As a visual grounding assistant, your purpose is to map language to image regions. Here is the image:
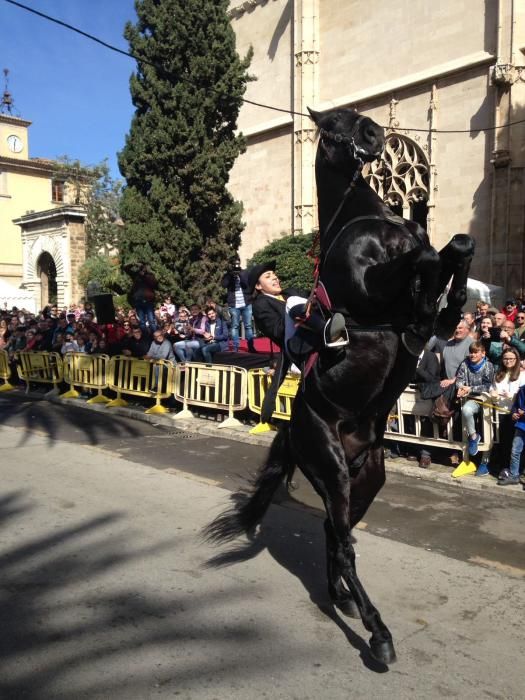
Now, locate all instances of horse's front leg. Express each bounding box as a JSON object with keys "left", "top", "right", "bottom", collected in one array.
[
  {"left": 364, "top": 246, "right": 442, "bottom": 354},
  {"left": 435, "top": 234, "right": 475, "bottom": 338}
]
